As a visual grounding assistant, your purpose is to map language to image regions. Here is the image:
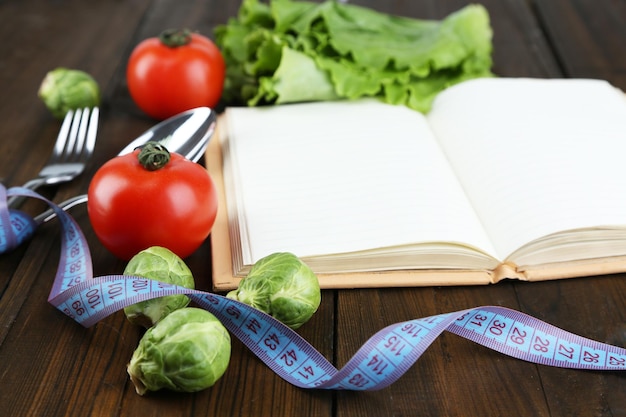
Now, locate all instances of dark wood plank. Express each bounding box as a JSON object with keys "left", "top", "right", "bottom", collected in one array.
[
  {"left": 0, "top": 2, "right": 151, "bottom": 415},
  {"left": 335, "top": 285, "right": 552, "bottom": 417},
  {"left": 331, "top": 1, "right": 557, "bottom": 416},
  {"left": 0, "top": 0, "right": 150, "bottom": 192},
  {"left": 515, "top": 2, "right": 626, "bottom": 416},
  {"left": 0, "top": 1, "right": 335, "bottom": 416},
  {"left": 332, "top": 1, "right": 624, "bottom": 416},
  {"left": 515, "top": 276, "right": 626, "bottom": 417},
  {"left": 533, "top": 0, "right": 626, "bottom": 88},
  {"left": 105, "top": 1, "right": 335, "bottom": 415},
  {"left": 114, "top": 293, "right": 335, "bottom": 417},
  {"left": 0, "top": 0, "right": 152, "bottom": 346}
]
